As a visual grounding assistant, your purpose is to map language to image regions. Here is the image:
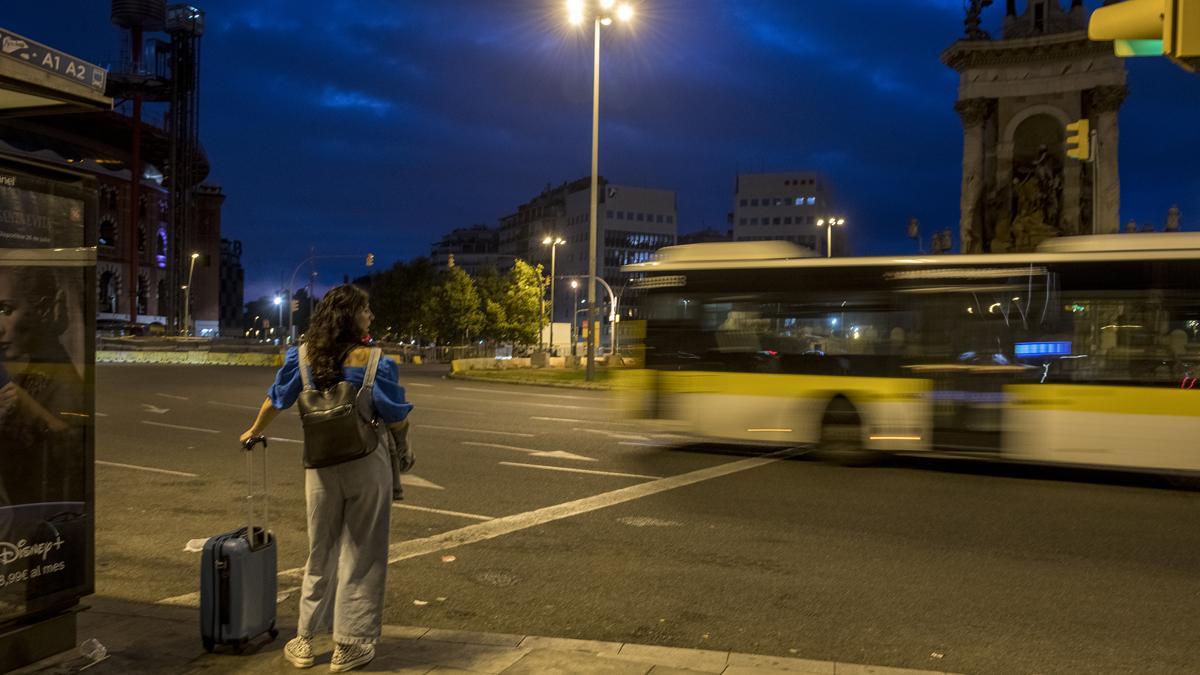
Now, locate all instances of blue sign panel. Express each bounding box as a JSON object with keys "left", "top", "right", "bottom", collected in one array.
[
  {"left": 0, "top": 28, "right": 107, "bottom": 93},
  {"left": 1015, "top": 341, "right": 1072, "bottom": 358}
]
